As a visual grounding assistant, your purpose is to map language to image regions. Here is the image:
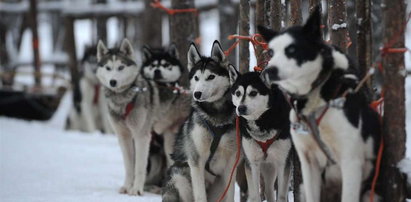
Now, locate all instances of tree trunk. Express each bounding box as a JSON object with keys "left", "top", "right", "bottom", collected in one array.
[
  {"left": 95, "top": 0, "right": 107, "bottom": 43},
  {"left": 29, "top": 0, "right": 41, "bottom": 87},
  {"left": 271, "top": 0, "right": 281, "bottom": 31},
  {"left": 327, "top": 0, "right": 347, "bottom": 52},
  {"left": 346, "top": 0, "right": 356, "bottom": 58},
  {"left": 238, "top": 0, "right": 250, "bottom": 73},
  {"left": 255, "top": 0, "right": 265, "bottom": 65},
  {"left": 219, "top": 0, "right": 238, "bottom": 65},
  {"left": 289, "top": 0, "right": 302, "bottom": 25},
  {"left": 169, "top": 0, "right": 197, "bottom": 87},
  {"left": 356, "top": 0, "right": 372, "bottom": 80},
  {"left": 380, "top": 0, "right": 407, "bottom": 201},
  {"left": 143, "top": 0, "right": 162, "bottom": 47}
]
